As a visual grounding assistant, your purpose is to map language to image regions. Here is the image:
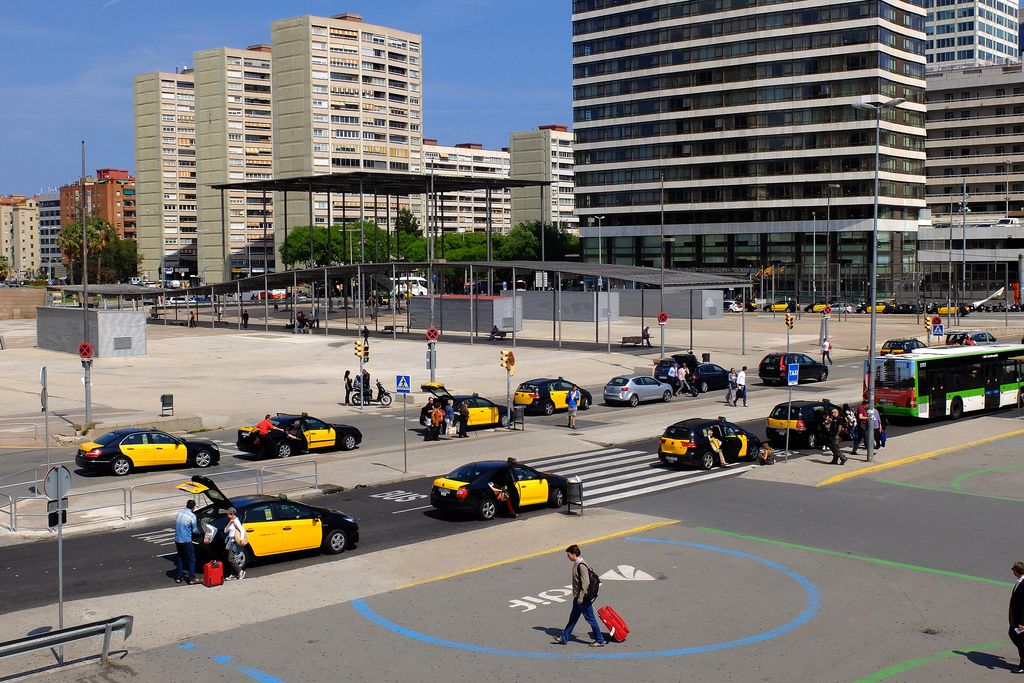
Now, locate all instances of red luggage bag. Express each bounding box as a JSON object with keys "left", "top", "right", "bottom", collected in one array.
[
  {"left": 203, "top": 560, "right": 224, "bottom": 587},
  {"left": 597, "top": 605, "right": 630, "bottom": 642}
]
